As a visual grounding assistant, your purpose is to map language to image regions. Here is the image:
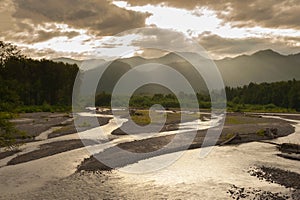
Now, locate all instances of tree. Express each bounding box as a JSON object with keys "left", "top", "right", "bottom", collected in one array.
[
  {"left": 288, "top": 81, "right": 300, "bottom": 111},
  {"left": 0, "top": 41, "right": 24, "bottom": 67},
  {"left": 0, "top": 115, "right": 25, "bottom": 149}
]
